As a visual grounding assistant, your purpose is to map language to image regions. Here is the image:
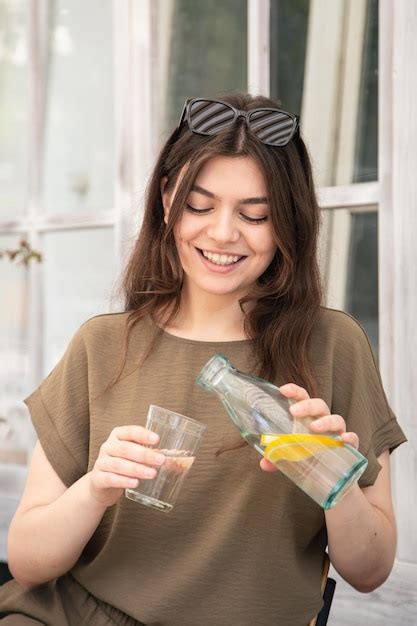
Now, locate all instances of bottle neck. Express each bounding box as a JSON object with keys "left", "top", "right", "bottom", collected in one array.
[
  {"left": 196, "top": 354, "right": 237, "bottom": 395},
  {"left": 208, "top": 367, "right": 239, "bottom": 397}
]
